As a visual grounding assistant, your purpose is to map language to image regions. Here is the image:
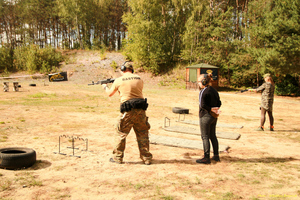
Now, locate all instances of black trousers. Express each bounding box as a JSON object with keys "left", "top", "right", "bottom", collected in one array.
[{"left": 200, "top": 113, "right": 219, "bottom": 158}]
